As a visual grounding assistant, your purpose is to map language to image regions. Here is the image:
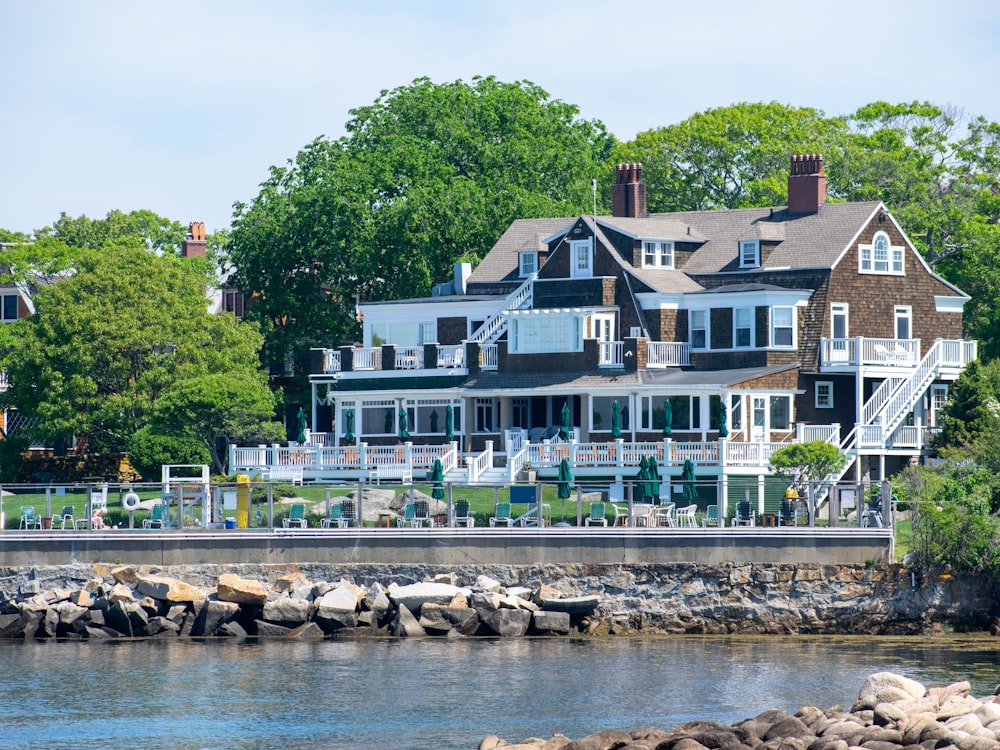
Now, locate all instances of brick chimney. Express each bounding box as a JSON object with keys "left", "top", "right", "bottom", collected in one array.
[
  {"left": 181, "top": 221, "right": 207, "bottom": 258},
  {"left": 612, "top": 163, "right": 647, "bottom": 218},
  {"left": 787, "top": 154, "right": 826, "bottom": 214}
]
